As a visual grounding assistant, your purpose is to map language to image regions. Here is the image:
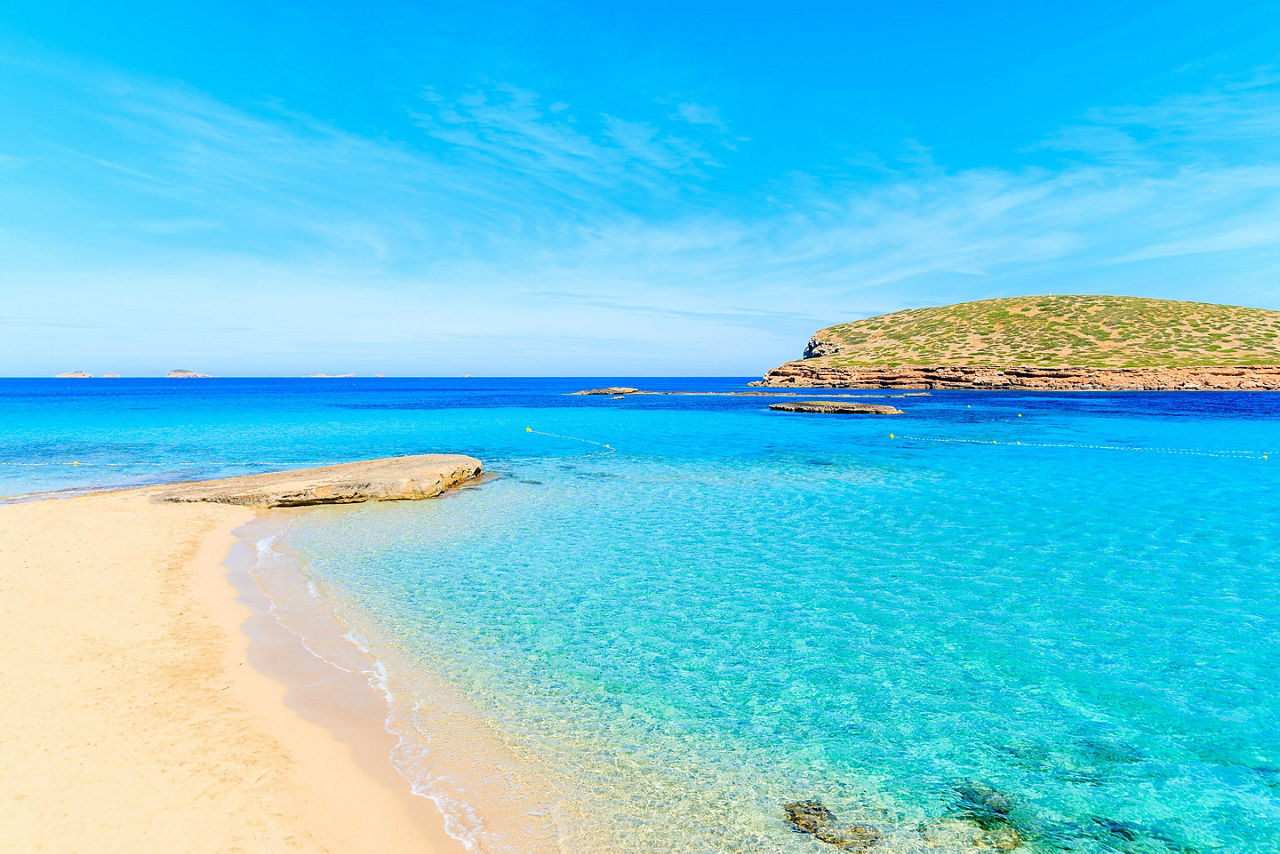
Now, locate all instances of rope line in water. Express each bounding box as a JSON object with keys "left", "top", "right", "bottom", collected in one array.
[
  {"left": 0, "top": 429, "right": 621, "bottom": 468},
  {"left": 519, "top": 426, "right": 617, "bottom": 459},
  {"left": 4, "top": 432, "right": 1265, "bottom": 466},
  {"left": 894, "top": 435, "right": 1270, "bottom": 460}
]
